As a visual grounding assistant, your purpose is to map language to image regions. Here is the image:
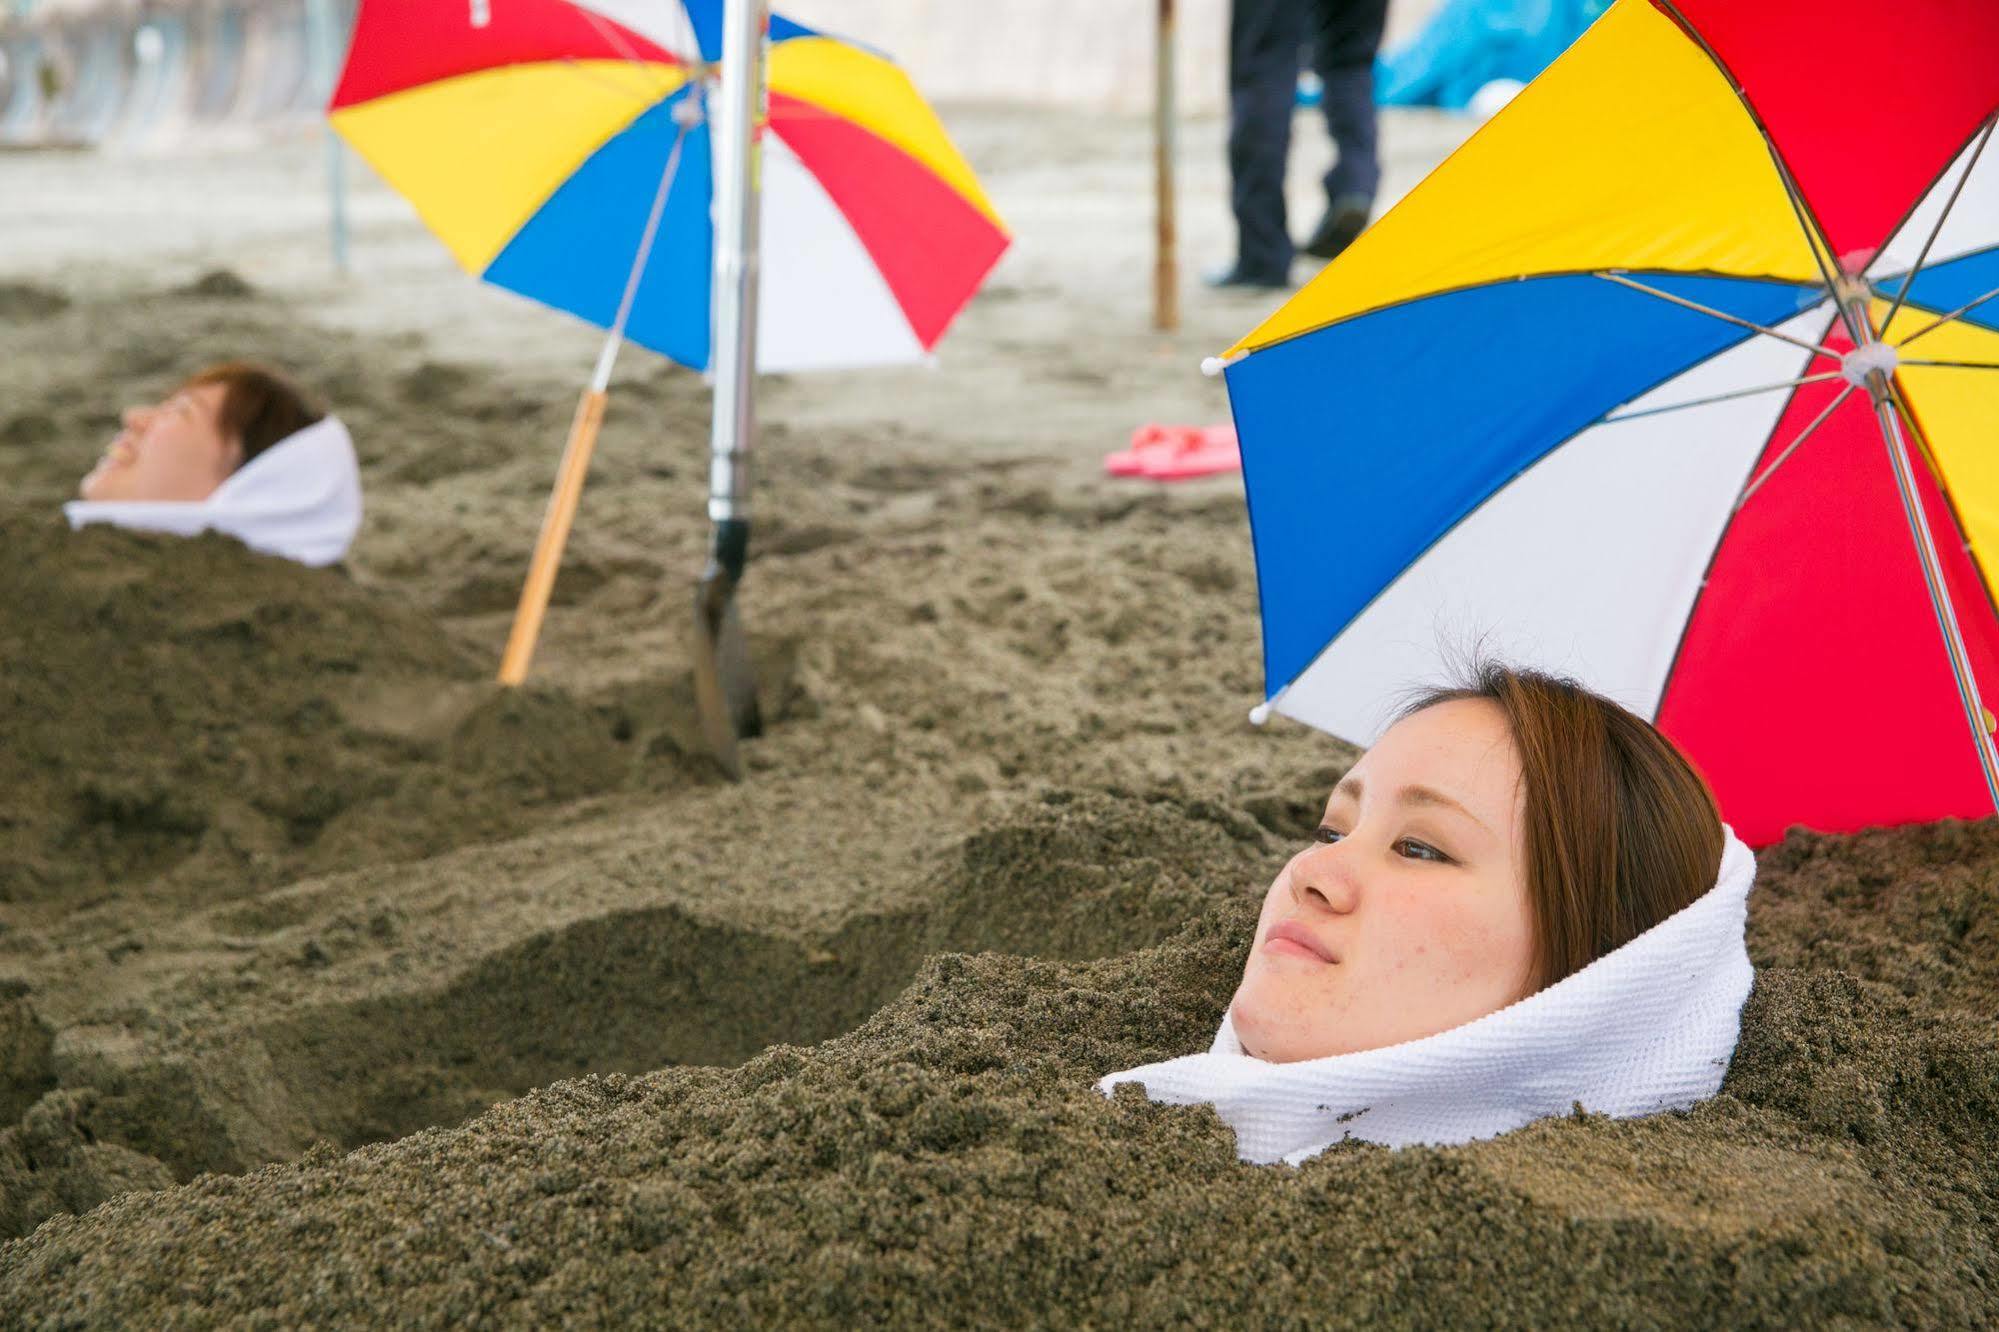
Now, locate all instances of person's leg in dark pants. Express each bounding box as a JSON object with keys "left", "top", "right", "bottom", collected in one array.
[
  {"left": 1302, "top": 0, "right": 1389, "bottom": 260},
  {"left": 1218, "top": 0, "right": 1305, "bottom": 287}
]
